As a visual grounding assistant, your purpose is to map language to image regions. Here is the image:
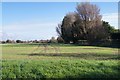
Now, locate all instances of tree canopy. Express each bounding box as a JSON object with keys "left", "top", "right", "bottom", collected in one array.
[{"left": 56, "top": 2, "right": 114, "bottom": 44}]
